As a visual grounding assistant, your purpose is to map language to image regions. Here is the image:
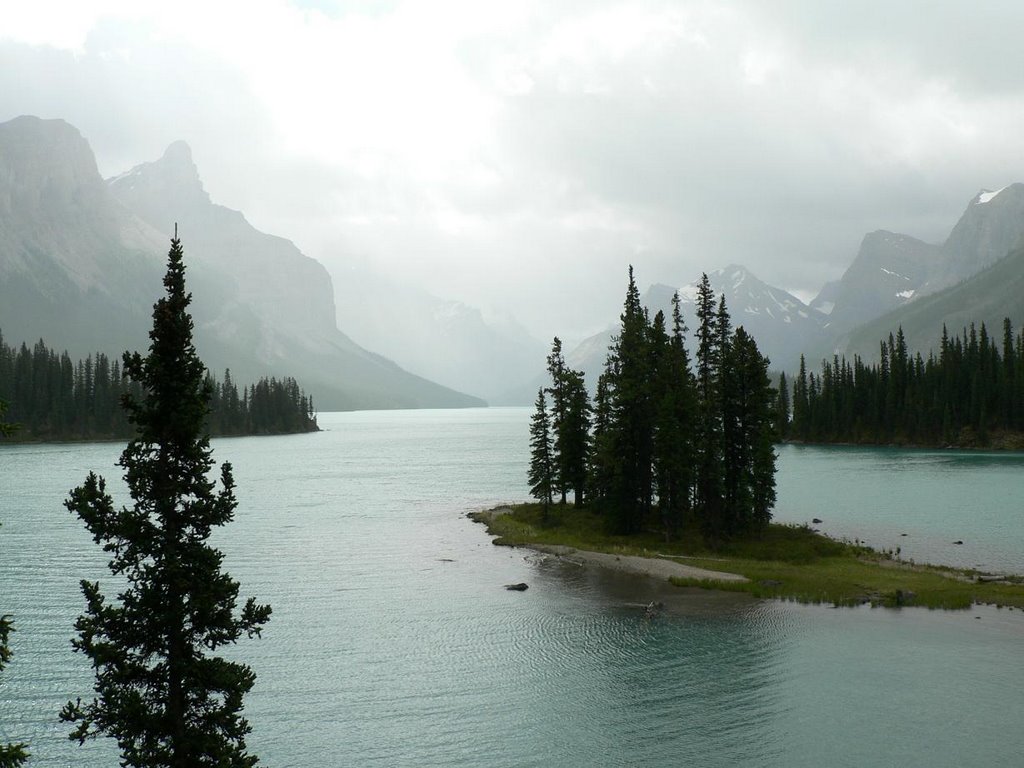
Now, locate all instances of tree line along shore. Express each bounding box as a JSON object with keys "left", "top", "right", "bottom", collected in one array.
[
  {"left": 0, "top": 331, "right": 318, "bottom": 442},
  {"left": 781, "top": 319, "right": 1024, "bottom": 449}
]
